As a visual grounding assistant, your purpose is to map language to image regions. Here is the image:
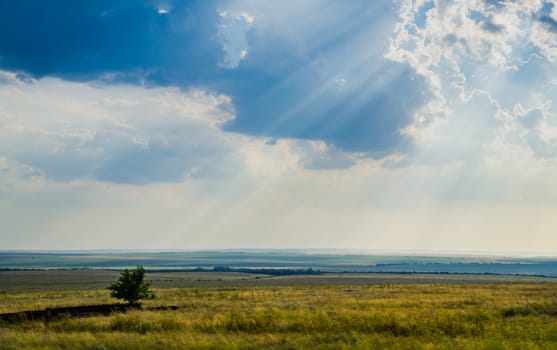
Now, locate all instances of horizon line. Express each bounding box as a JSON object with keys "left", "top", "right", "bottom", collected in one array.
[{"left": 1, "top": 248, "right": 557, "bottom": 258}]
